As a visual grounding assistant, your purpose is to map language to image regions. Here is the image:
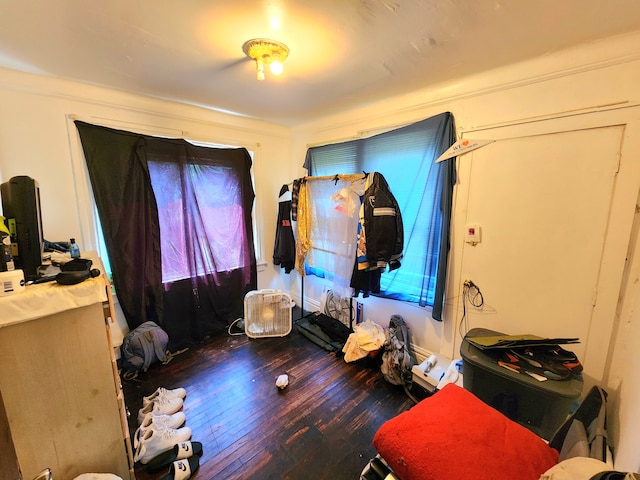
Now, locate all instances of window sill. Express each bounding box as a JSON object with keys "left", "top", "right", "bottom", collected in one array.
[{"left": 257, "top": 260, "right": 268, "bottom": 272}]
